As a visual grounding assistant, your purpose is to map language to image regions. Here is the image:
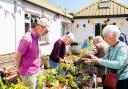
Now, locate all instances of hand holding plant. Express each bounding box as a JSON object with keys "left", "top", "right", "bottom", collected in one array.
[{"left": 82, "top": 55, "right": 100, "bottom": 63}]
